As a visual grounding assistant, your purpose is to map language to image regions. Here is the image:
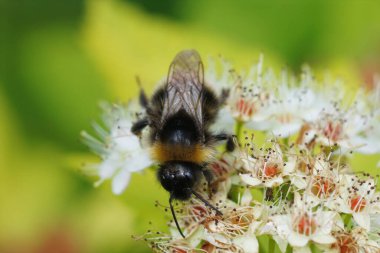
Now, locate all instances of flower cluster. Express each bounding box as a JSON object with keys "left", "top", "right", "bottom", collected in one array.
[
  {"left": 207, "top": 56, "right": 380, "bottom": 154},
  {"left": 81, "top": 102, "right": 152, "bottom": 194},
  {"left": 82, "top": 55, "right": 380, "bottom": 252},
  {"left": 137, "top": 140, "right": 380, "bottom": 253}
]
